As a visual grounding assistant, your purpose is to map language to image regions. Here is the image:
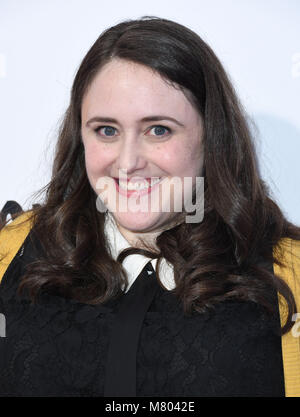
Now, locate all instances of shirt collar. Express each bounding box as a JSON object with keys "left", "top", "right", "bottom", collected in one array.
[{"left": 104, "top": 212, "right": 175, "bottom": 292}]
